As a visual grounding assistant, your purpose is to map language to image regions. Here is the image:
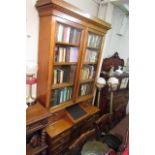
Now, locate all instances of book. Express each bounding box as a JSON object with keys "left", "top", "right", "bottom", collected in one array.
[
  {"left": 63, "top": 26, "right": 71, "bottom": 43},
  {"left": 57, "top": 24, "right": 64, "bottom": 42},
  {"left": 69, "top": 47, "right": 78, "bottom": 62}
]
